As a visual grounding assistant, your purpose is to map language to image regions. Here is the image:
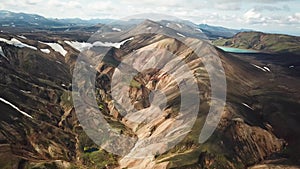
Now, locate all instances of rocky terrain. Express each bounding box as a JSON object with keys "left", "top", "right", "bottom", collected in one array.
[{"left": 0, "top": 18, "right": 299, "bottom": 169}]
